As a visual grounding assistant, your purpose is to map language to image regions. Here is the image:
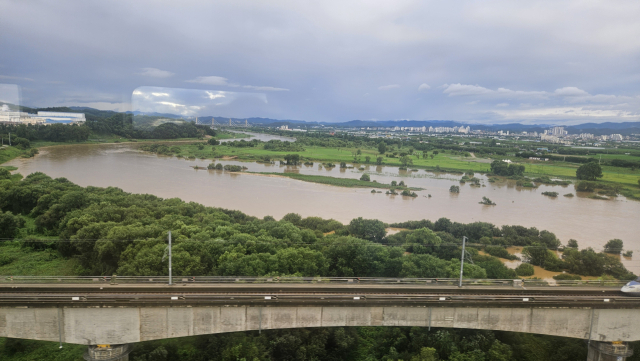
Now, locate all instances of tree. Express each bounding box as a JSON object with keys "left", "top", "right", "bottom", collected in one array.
[
  {"left": 567, "top": 239, "right": 578, "bottom": 248},
  {"left": 284, "top": 154, "right": 300, "bottom": 165},
  {"left": 449, "top": 185, "right": 460, "bottom": 193},
  {"left": 604, "top": 239, "right": 623, "bottom": 254},
  {"left": 406, "top": 228, "right": 442, "bottom": 246},
  {"left": 348, "top": 217, "right": 386, "bottom": 242},
  {"left": 576, "top": 162, "right": 603, "bottom": 181},
  {"left": 365, "top": 156, "right": 371, "bottom": 163},
  {"left": 0, "top": 211, "right": 25, "bottom": 238},
  {"left": 400, "top": 155, "right": 413, "bottom": 167},
  {"left": 360, "top": 174, "right": 370, "bottom": 181},
  {"left": 376, "top": 157, "right": 383, "bottom": 165},
  {"left": 515, "top": 263, "right": 534, "bottom": 276},
  {"left": 410, "top": 347, "right": 438, "bottom": 361},
  {"left": 0, "top": 168, "right": 11, "bottom": 180},
  {"left": 207, "top": 138, "right": 219, "bottom": 145},
  {"left": 378, "top": 142, "right": 387, "bottom": 154},
  {"left": 487, "top": 340, "right": 513, "bottom": 361},
  {"left": 522, "top": 243, "right": 548, "bottom": 267}
]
